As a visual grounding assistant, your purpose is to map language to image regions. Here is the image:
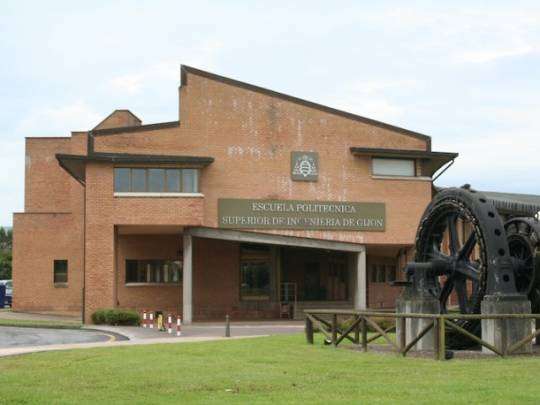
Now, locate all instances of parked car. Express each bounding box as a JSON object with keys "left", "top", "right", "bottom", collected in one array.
[{"left": 0, "top": 280, "right": 12, "bottom": 306}]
